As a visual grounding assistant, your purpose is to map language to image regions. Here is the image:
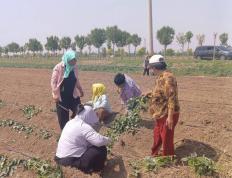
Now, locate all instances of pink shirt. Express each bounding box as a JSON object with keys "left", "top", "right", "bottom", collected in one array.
[{"left": 51, "top": 61, "right": 82, "bottom": 101}]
